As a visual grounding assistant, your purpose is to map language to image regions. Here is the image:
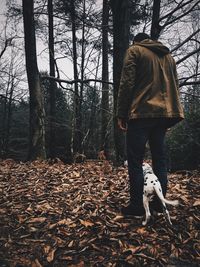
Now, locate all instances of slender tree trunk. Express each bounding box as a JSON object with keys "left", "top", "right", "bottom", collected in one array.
[
  {"left": 79, "top": 0, "right": 86, "bottom": 153},
  {"left": 151, "top": 0, "right": 161, "bottom": 40},
  {"left": 22, "top": 0, "right": 46, "bottom": 160},
  {"left": 110, "top": 0, "right": 130, "bottom": 164},
  {"left": 48, "top": 0, "right": 57, "bottom": 158},
  {"left": 101, "top": 0, "right": 110, "bottom": 158},
  {"left": 70, "top": 0, "right": 82, "bottom": 155},
  {"left": 4, "top": 78, "right": 14, "bottom": 155}
]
